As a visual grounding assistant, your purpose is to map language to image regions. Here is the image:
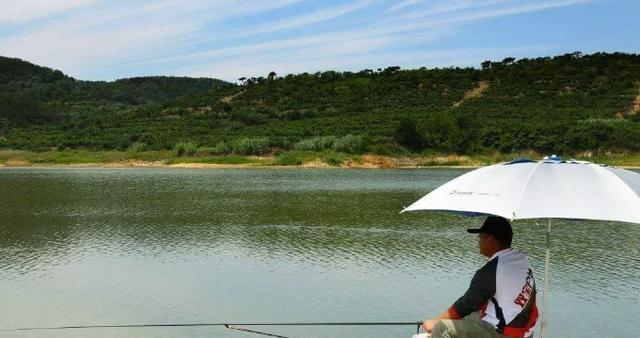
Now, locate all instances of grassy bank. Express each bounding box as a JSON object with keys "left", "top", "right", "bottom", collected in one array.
[{"left": 2, "top": 149, "right": 640, "bottom": 168}]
